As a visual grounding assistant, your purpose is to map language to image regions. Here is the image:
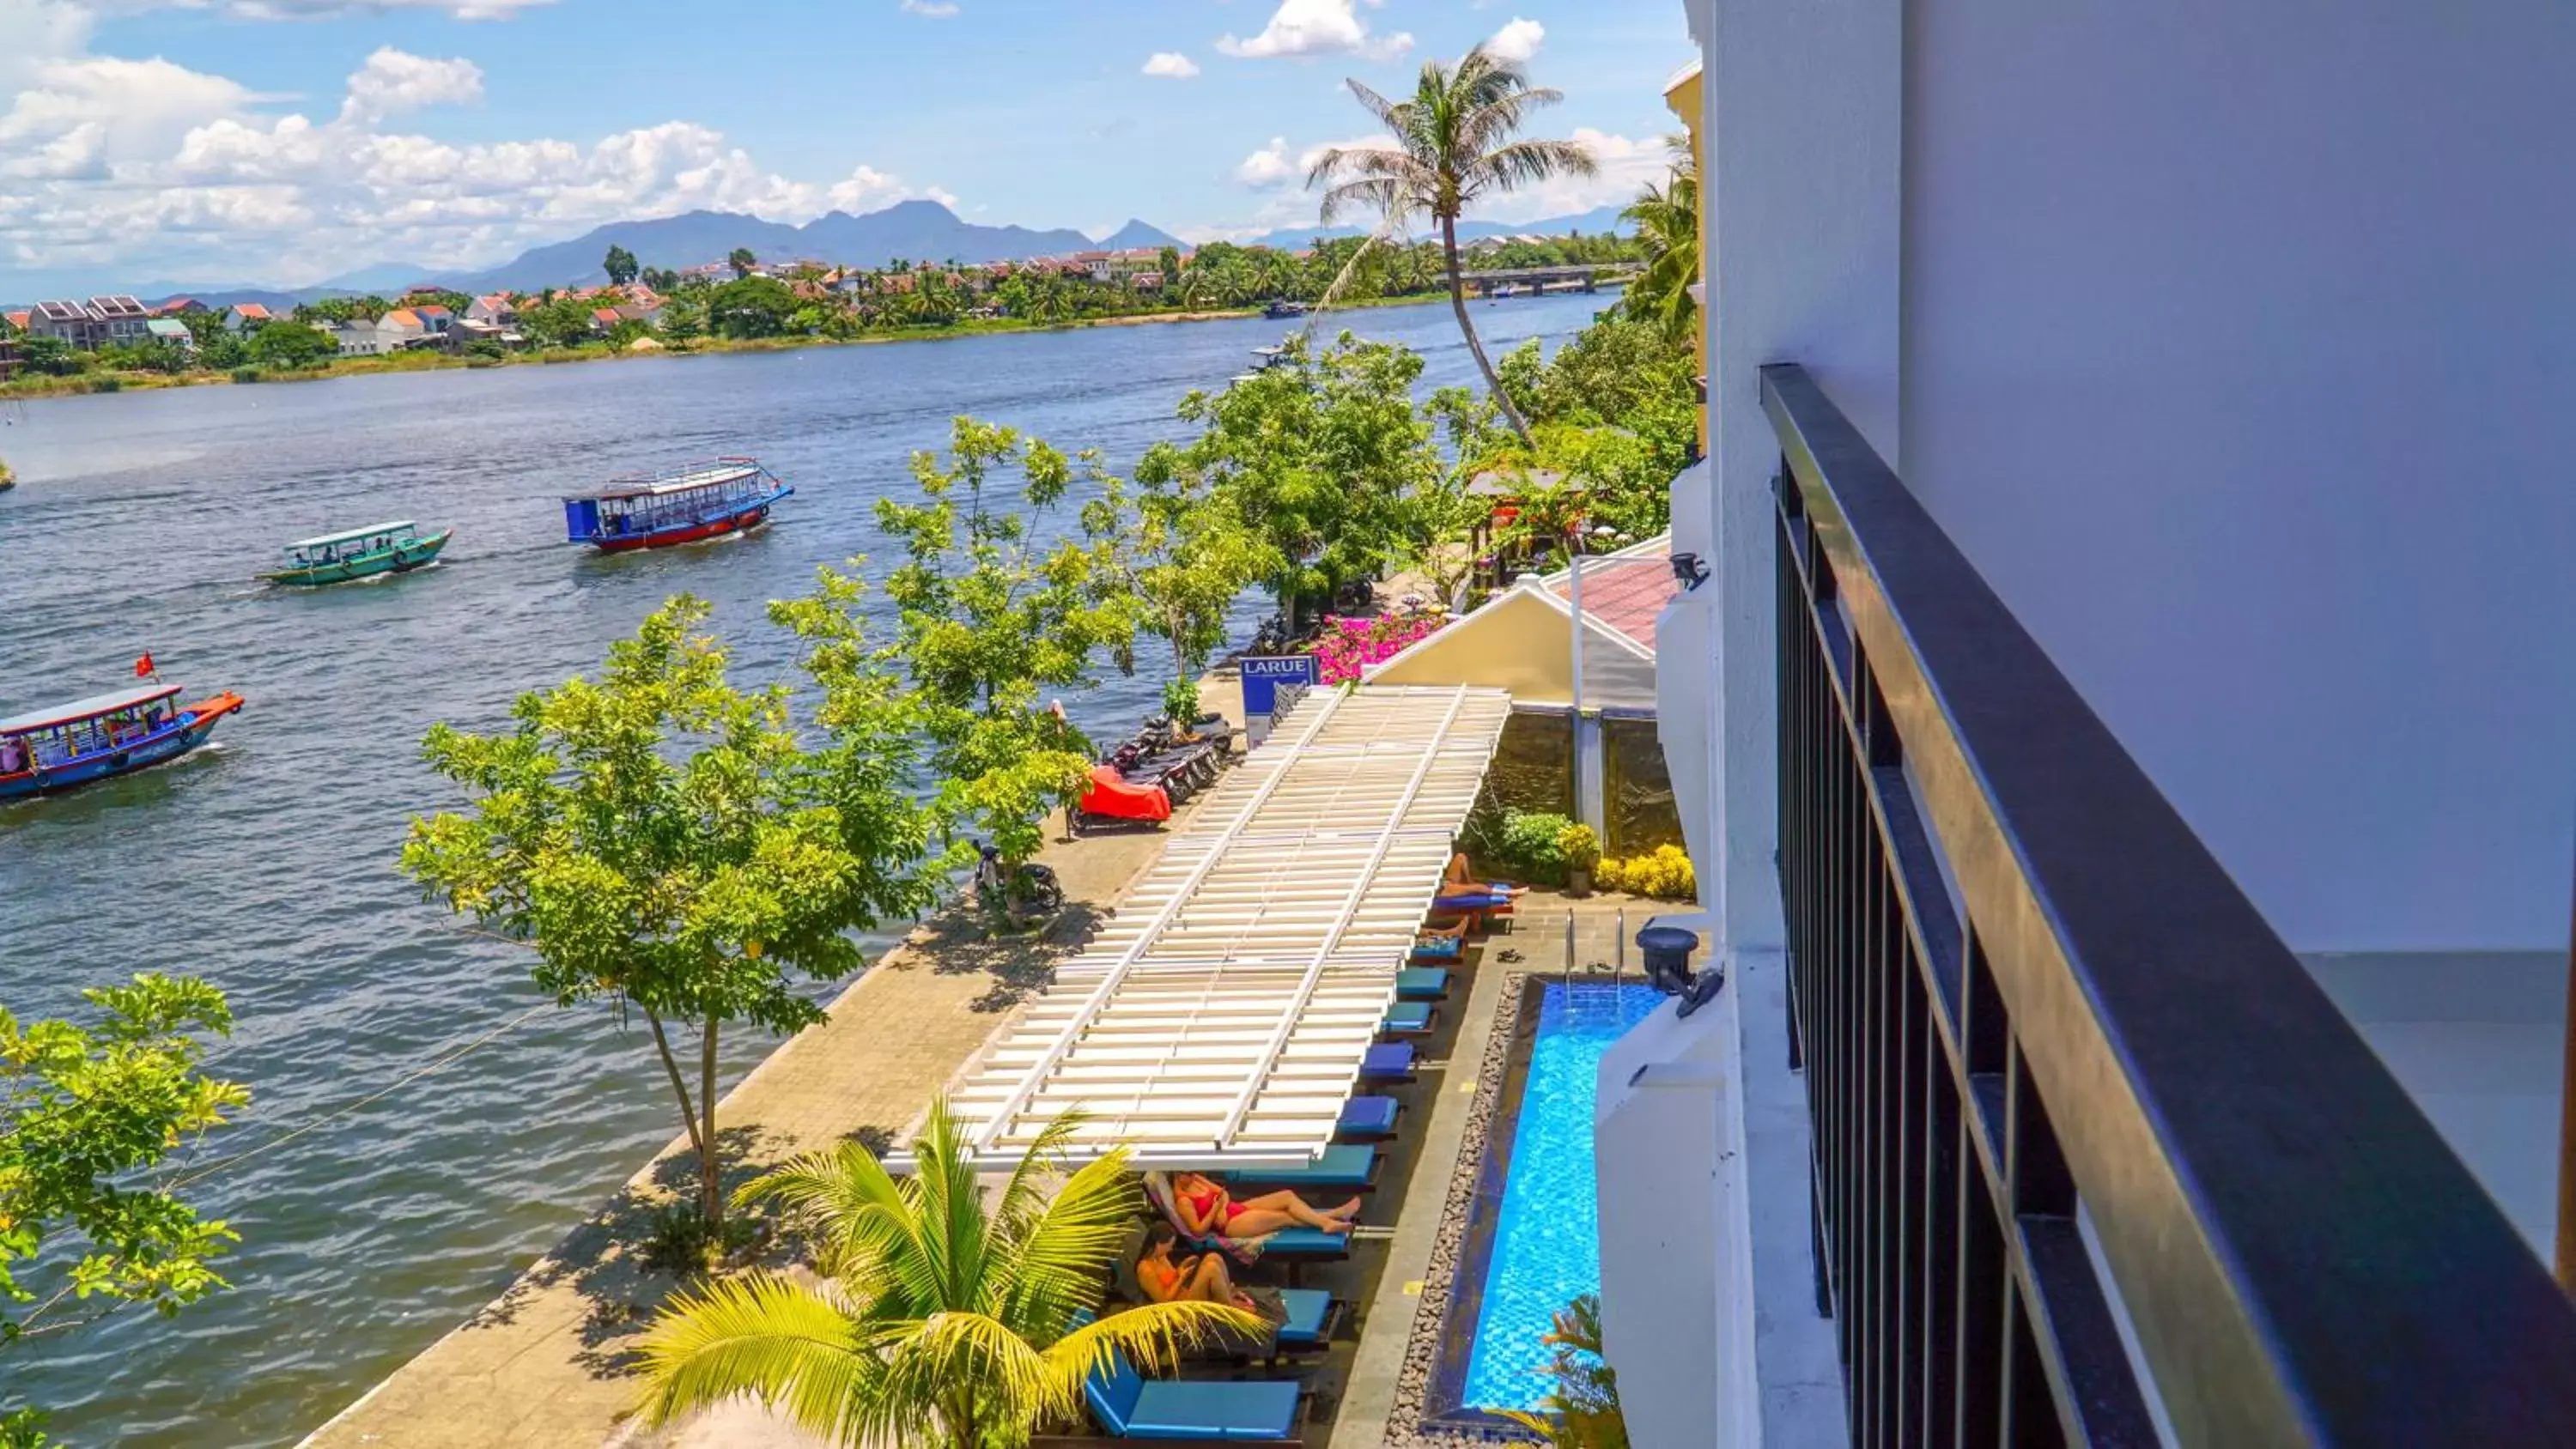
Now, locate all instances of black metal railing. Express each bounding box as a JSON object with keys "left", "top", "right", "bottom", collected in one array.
[{"left": 1764, "top": 362, "right": 2576, "bottom": 1447}]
